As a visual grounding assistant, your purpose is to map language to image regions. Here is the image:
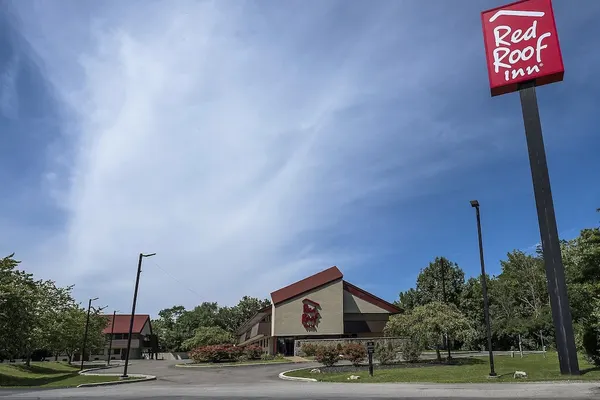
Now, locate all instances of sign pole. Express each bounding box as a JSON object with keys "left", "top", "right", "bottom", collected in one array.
[
  {"left": 518, "top": 80, "right": 579, "bottom": 375},
  {"left": 366, "top": 341, "right": 374, "bottom": 377}
]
